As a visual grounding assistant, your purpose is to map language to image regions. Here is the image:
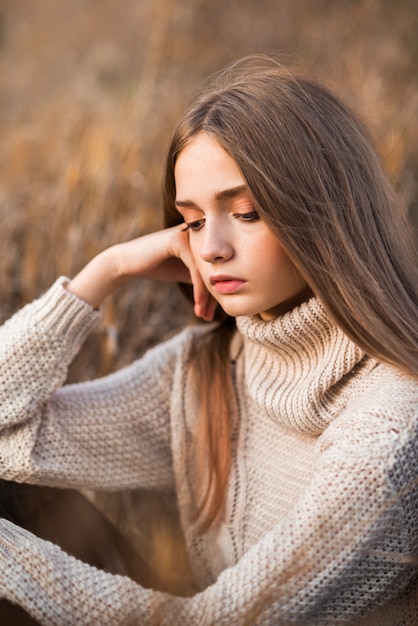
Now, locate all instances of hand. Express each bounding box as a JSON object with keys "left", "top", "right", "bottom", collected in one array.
[{"left": 66, "top": 225, "right": 218, "bottom": 321}]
